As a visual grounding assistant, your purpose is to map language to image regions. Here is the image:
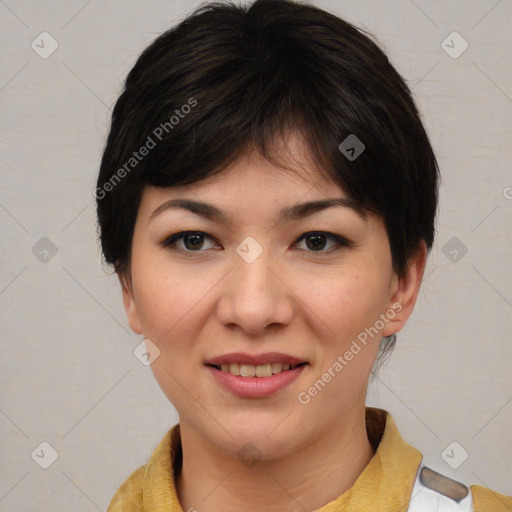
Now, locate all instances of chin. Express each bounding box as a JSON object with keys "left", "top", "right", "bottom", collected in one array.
[{"left": 230, "top": 424, "right": 305, "bottom": 461}]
